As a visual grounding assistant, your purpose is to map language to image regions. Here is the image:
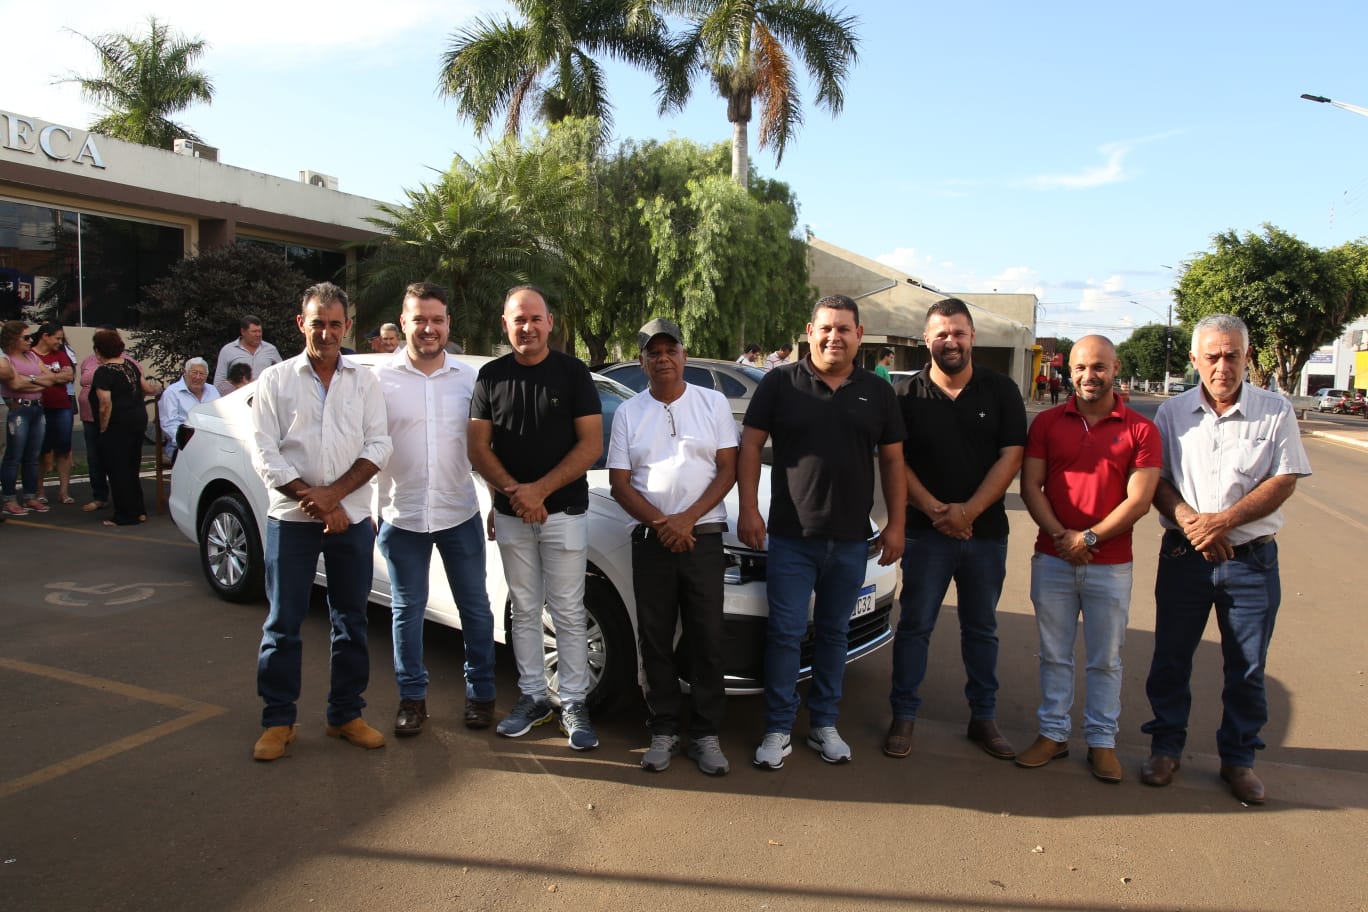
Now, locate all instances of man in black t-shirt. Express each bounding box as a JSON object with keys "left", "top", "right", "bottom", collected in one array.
[
  {"left": 468, "top": 286, "right": 603, "bottom": 751},
  {"left": 739, "top": 295, "right": 906, "bottom": 769},
  {"left": 884, "top": 297, "right": 1027, "bottom": 762}
]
